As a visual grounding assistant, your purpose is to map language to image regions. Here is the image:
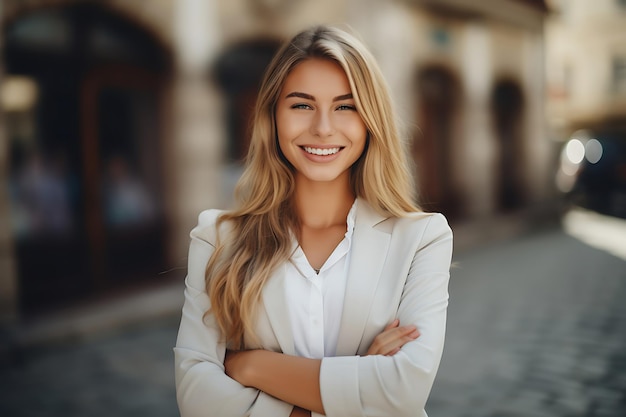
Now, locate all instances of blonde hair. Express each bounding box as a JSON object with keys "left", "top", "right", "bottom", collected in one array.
[{"left": 206, "top": 25, "right": 420, "bottom": 349}]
